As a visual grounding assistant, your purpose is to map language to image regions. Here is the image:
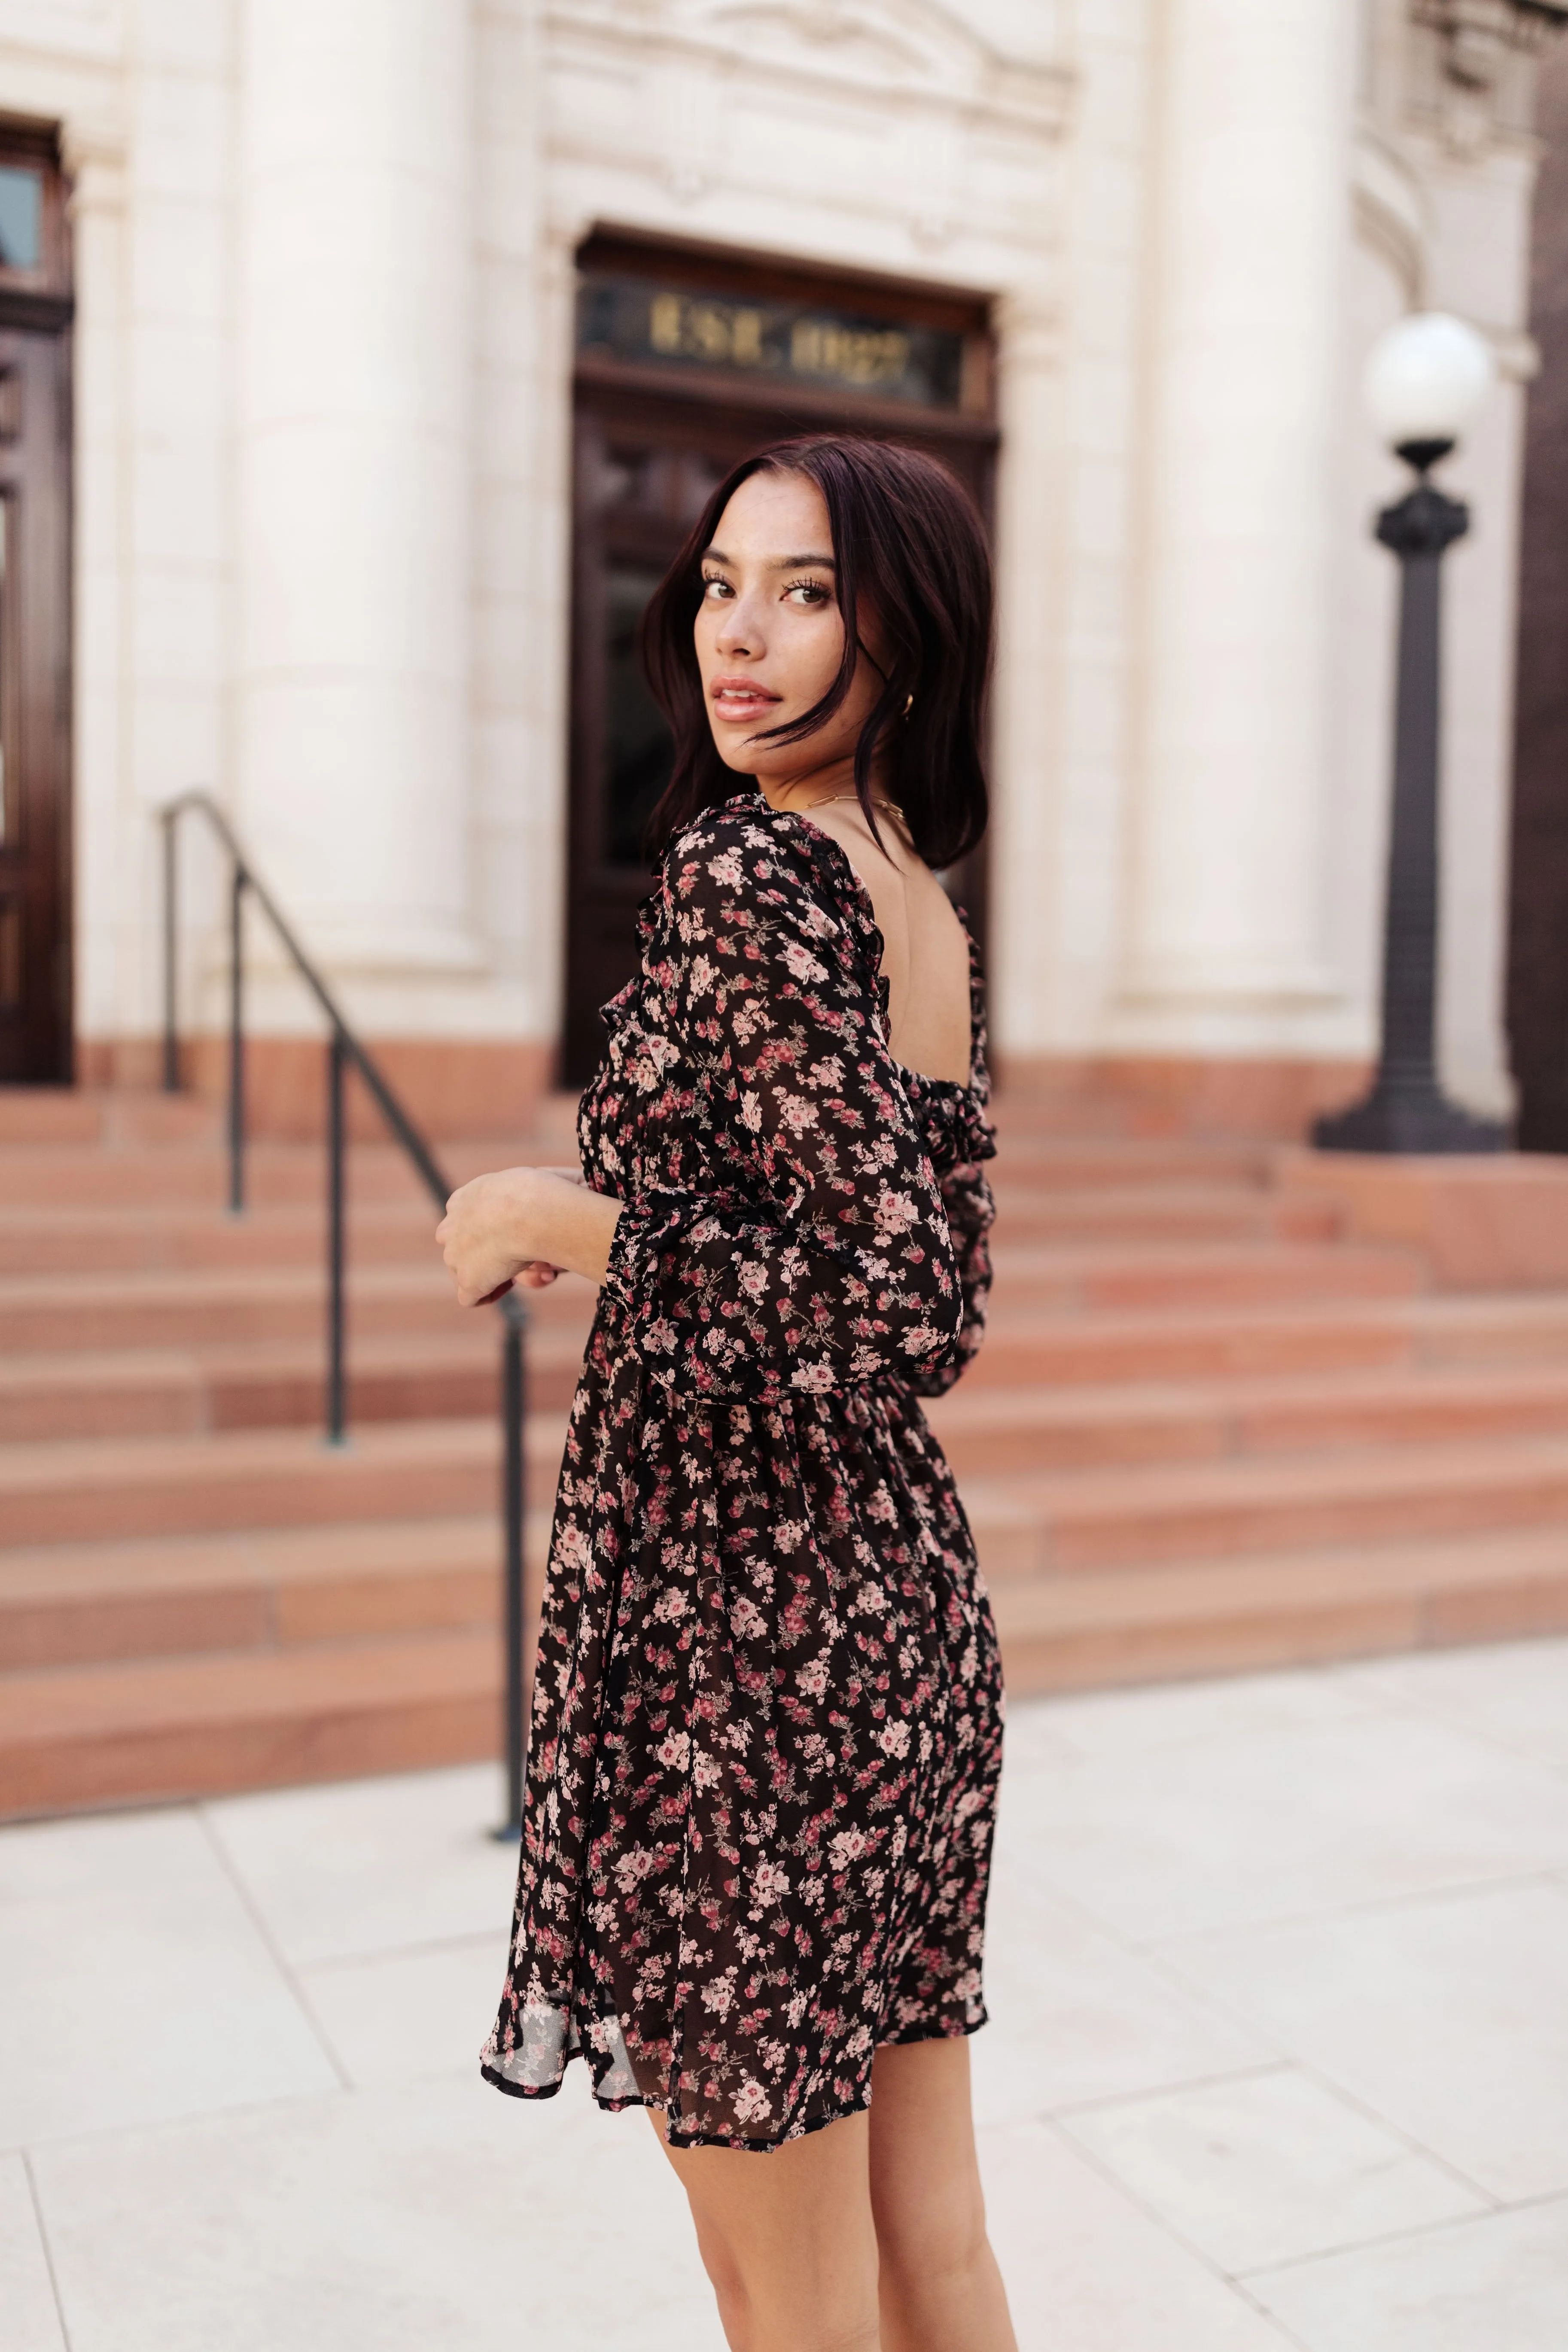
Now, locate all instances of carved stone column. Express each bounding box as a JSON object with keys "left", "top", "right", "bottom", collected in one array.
[
  {"left": 236, "top": 0, "right": 477, "bottom": 989},
  {"left": 1120, "top": 0, "right": 1358, "bottom": 1046}
]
